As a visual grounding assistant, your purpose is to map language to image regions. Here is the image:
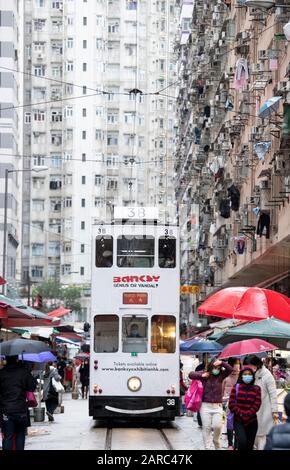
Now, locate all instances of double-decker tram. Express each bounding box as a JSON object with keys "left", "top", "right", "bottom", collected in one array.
[{"left": 89, "top": 207, "right": 180, "bottom": 420}]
